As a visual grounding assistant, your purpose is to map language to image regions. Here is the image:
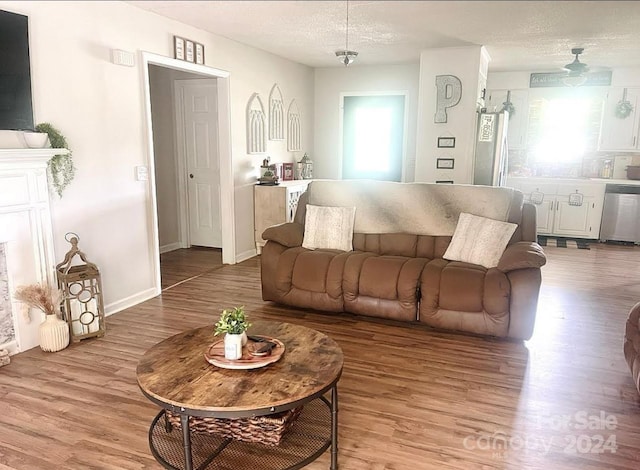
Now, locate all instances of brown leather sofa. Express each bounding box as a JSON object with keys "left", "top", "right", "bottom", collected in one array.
[
  {"left": 624, "top": 302, "right": 640, "bottom": 393},
  {"left": 260, "top": 180, "right": 546, "bottom": 340}
]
